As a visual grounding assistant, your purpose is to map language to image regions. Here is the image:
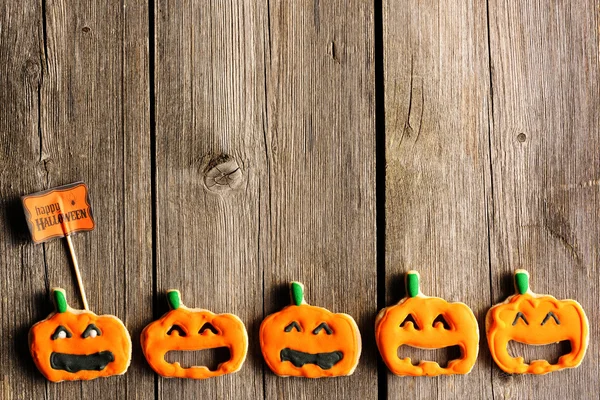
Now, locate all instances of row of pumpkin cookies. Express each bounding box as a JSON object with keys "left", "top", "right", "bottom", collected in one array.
[{"left": 29, "top": 269, "right": 588, "bottom": 381}]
